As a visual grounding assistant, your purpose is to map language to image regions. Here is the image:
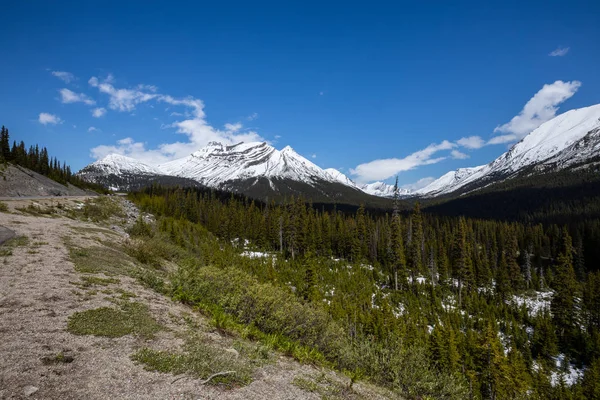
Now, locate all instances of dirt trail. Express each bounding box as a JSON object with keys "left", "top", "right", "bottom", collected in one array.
[{"left": 0, "top": 198, "right": 393, "bottom": 400}]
